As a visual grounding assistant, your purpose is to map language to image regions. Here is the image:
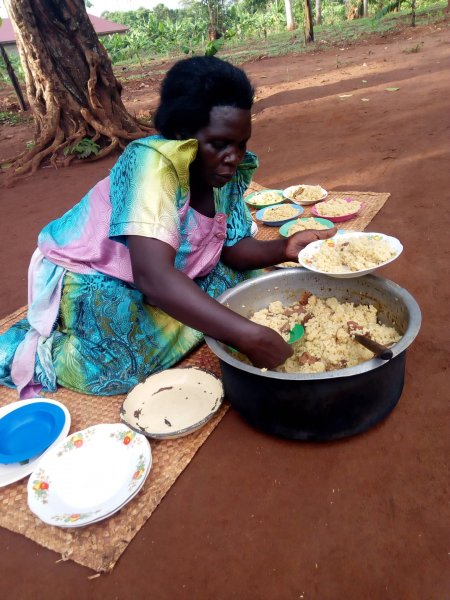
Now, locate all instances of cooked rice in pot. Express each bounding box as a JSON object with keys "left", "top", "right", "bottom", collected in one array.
[{"left": 248, "top": 293, "right": 401, "bottom": 373}]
